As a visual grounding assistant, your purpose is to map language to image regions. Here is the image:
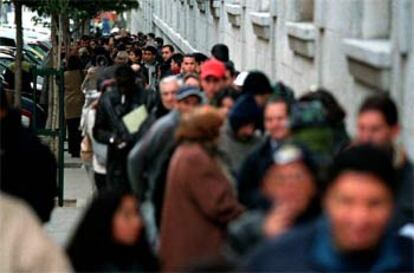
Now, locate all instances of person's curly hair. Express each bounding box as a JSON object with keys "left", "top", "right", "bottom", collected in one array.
[{"left": 175, "top": 106, "right": 224, "bottom": 144}]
